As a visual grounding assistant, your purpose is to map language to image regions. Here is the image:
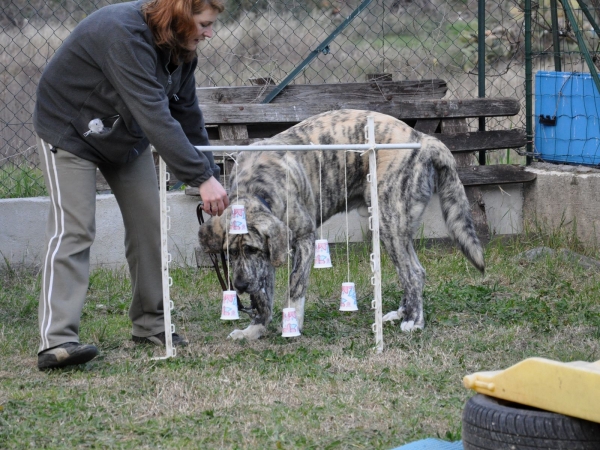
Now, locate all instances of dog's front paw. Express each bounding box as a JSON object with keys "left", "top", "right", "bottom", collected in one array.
[
  {"left": 400, "top": 313, "right": 425, "bottom": 333},
  {"left": 227, "top": 324, "right": 266, "bottom": 341},
  {"left": 400, "top": 317, "right": 424, "bottom": 332},
  {"left": 383, "top": 307, "right": 405, "bottom": 323},
  {"left": 228, "top": 329, "right": 247, "bottom": 340}
]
